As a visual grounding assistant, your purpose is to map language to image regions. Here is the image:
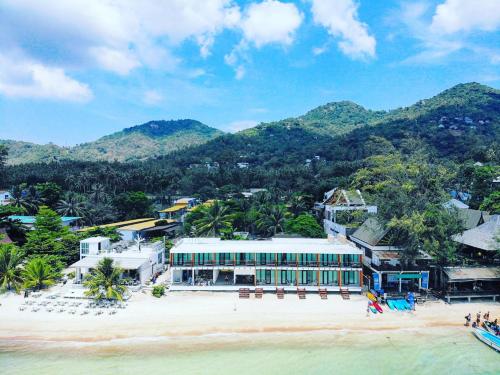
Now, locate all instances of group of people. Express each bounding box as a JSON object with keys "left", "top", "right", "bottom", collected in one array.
[{"left": 464, "top": 311, "right": 500, "bottom": 335}]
